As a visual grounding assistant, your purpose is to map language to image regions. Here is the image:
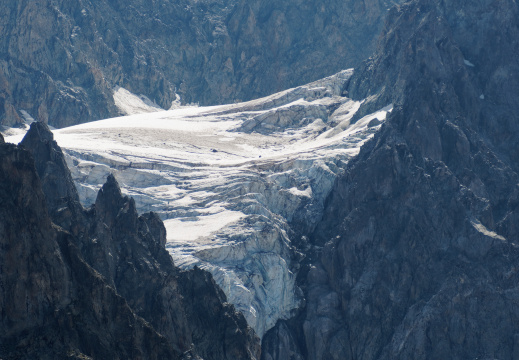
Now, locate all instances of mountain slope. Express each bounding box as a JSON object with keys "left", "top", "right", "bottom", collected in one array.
[
  {"left": 0, "top": 0, "right": 399, "bottom": 128},
  {"left": 262, "top": 0, "right": 519, "bottom": 359}
]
